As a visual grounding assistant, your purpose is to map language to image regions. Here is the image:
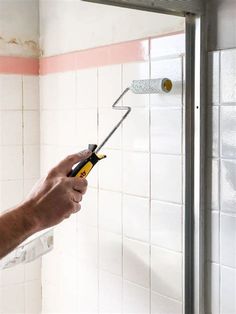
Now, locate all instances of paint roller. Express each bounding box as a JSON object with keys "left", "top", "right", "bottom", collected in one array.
[{"left": 69, "top": 78, "right": 173, "bottom": 178}]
